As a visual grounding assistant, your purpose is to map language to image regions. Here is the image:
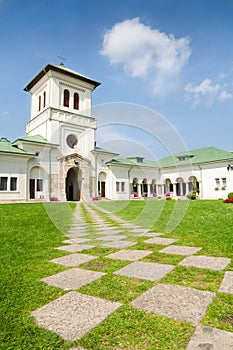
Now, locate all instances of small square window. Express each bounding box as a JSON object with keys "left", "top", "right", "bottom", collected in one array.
[{"left": 215, "top": 178, "right": 220, "bottom": 187}]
